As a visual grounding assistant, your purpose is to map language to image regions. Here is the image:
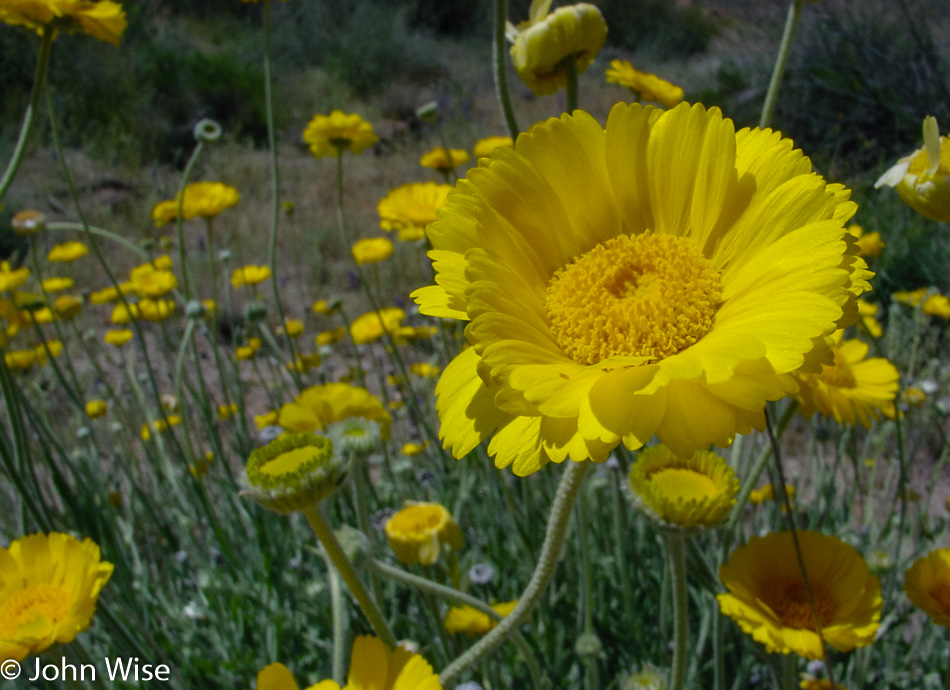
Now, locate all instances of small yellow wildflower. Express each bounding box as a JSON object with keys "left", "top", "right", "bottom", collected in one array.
[
  {"left": 473, "top": 136, "right": 514, "bottom": 158},
  {"left": 350, "top": 308, "right": 405, "bottom": 345},
  {"left": 401, "top": 441, "right": 428, "bottom": 456},
  {"left": 47, "top": 241, "right": 89, "bottom": 263},
  {"left": 847, "top": 224, "right": 885, "bottom": 258},
  {"left": 385, "top": 502, "right": 463, "bottom": 565},
  {"left": 140, "top": 415, "right": 181, "bottom": 441},
  {"left": 85, "top": 400, "right": 108, "bottom": 419},
  {"left": 0, "top": 0, "right": 128, "bottom": 45},
  {"left": 303, "top": 110, "right": 379, "bottom": 158},
  {"left": 605, "top": 59, "right": 685, "bottom": 109},
  {"left": 231, "top": 265, "right": 271, "bottom": 287},
  {"left": 152, "top": 182, "right": 240, "bottom": 227},
  {"left": 218, "top": 402, "right": 239, "bottom": 420},
  {"left": 104, "top": 328, "right": 133, "bottom": 346},
  {"left": 255, "top": 411, "right": 279, "bottom": 429},
  {"left": 444, "top": 601, "right": 518, "bottom": 636},
  {"left": 922, "top": 294, "right": 950, "bottom": 320},
  {"left": 52, "top": 294, "right": 83, "bottom": 320},
  {"left": 41, "top": 276, "right": 74, "bottom": 292},
  {"left": 378, "top": 182, "right": 451, "bottom": 242},
  {"left": 315, "top": 326, "right": 347, "bottom": 347},
  {"left": 419, "top": 147, "right": 470, "bottom": 173},
  {"left": 0, "top": 261, "right": 30, "bottom": 291},
  {"left": 352, "top": 237, "right": 395, "bottom": 265}
]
